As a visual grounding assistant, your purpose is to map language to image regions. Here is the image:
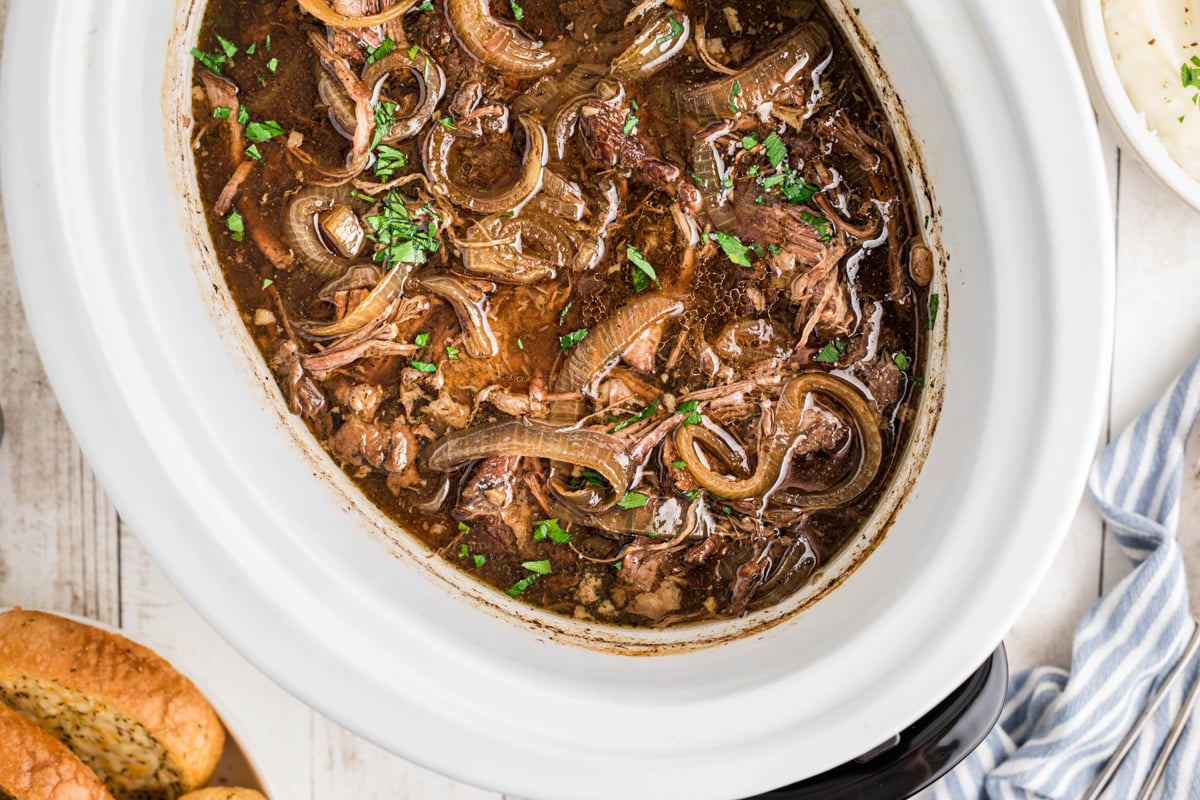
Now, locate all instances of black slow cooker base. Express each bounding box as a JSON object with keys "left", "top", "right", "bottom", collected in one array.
[{"left": 744, "top": 645, "right": 1008, "bottom": 800}]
